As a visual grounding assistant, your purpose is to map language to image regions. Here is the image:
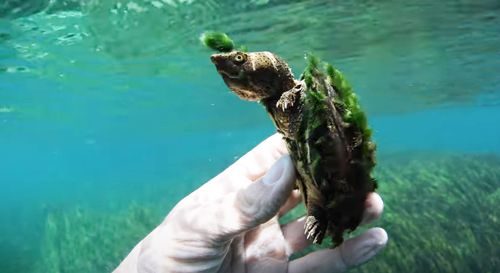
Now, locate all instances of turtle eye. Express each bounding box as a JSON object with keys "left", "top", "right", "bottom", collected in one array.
[{"left": 234, "top": 53, "right": 246, "bottom": 64}]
